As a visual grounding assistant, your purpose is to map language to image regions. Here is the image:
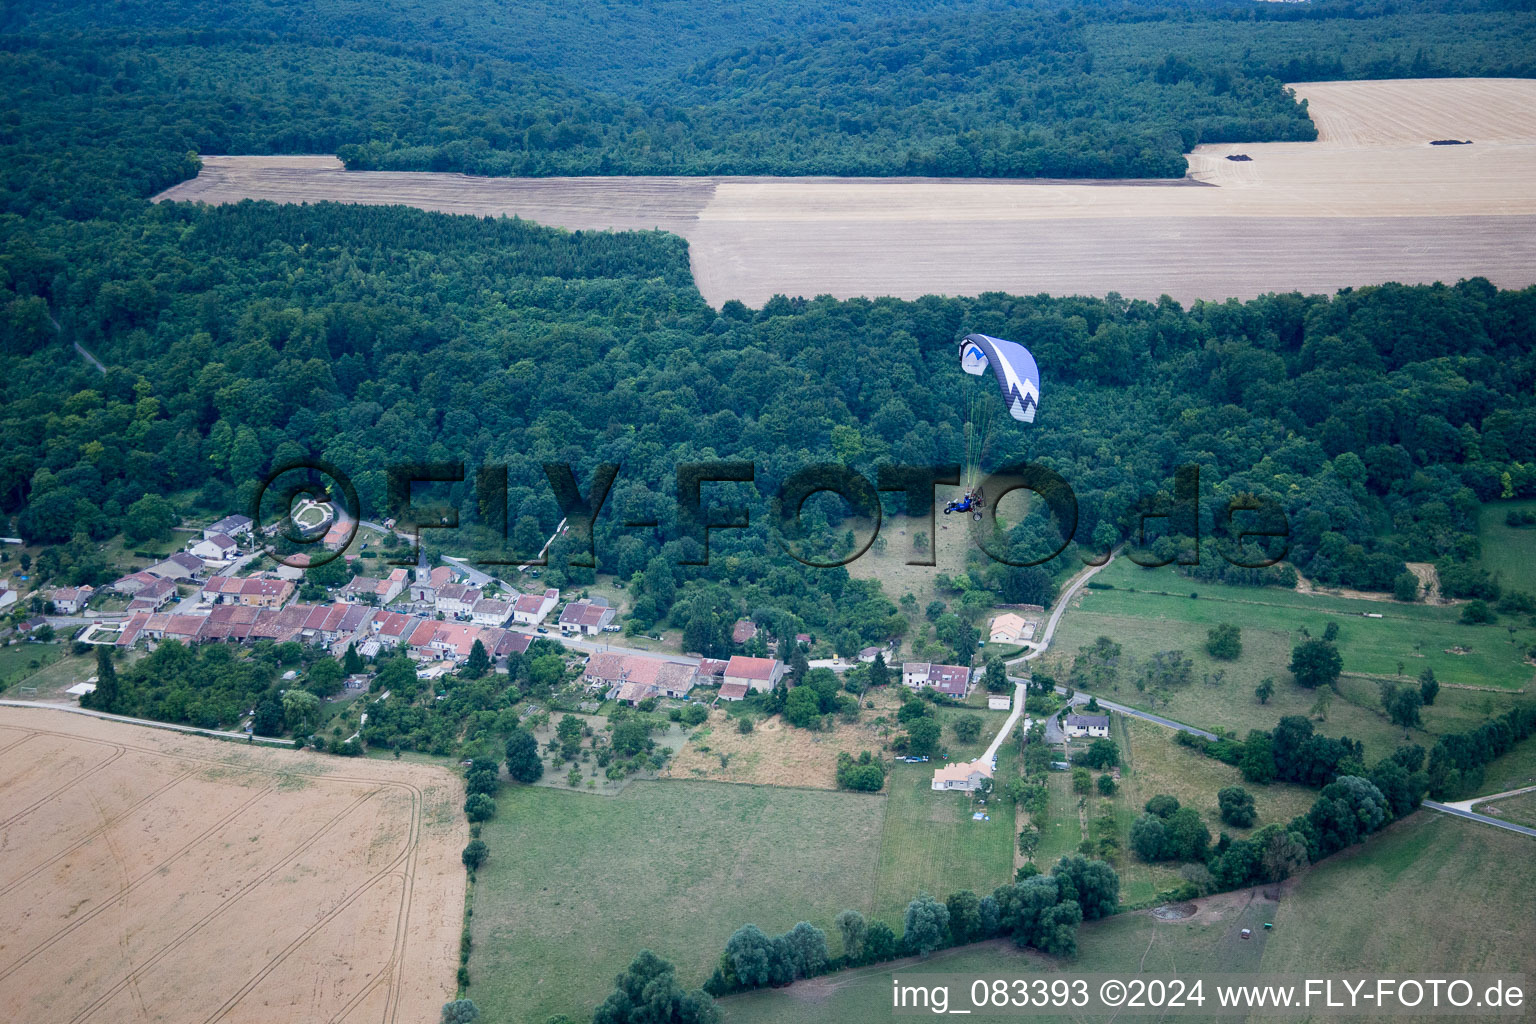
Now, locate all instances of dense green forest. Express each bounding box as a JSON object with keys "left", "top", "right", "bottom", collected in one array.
[
  {"left": 3, "top": 0, "right": 1536, "bottom": 615},
  {"left": 4, "top": 0, "right": 1535, "bottom": 190},
  {"left": 7, "top": 192, "right": 1536, "bottom": 607}
]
